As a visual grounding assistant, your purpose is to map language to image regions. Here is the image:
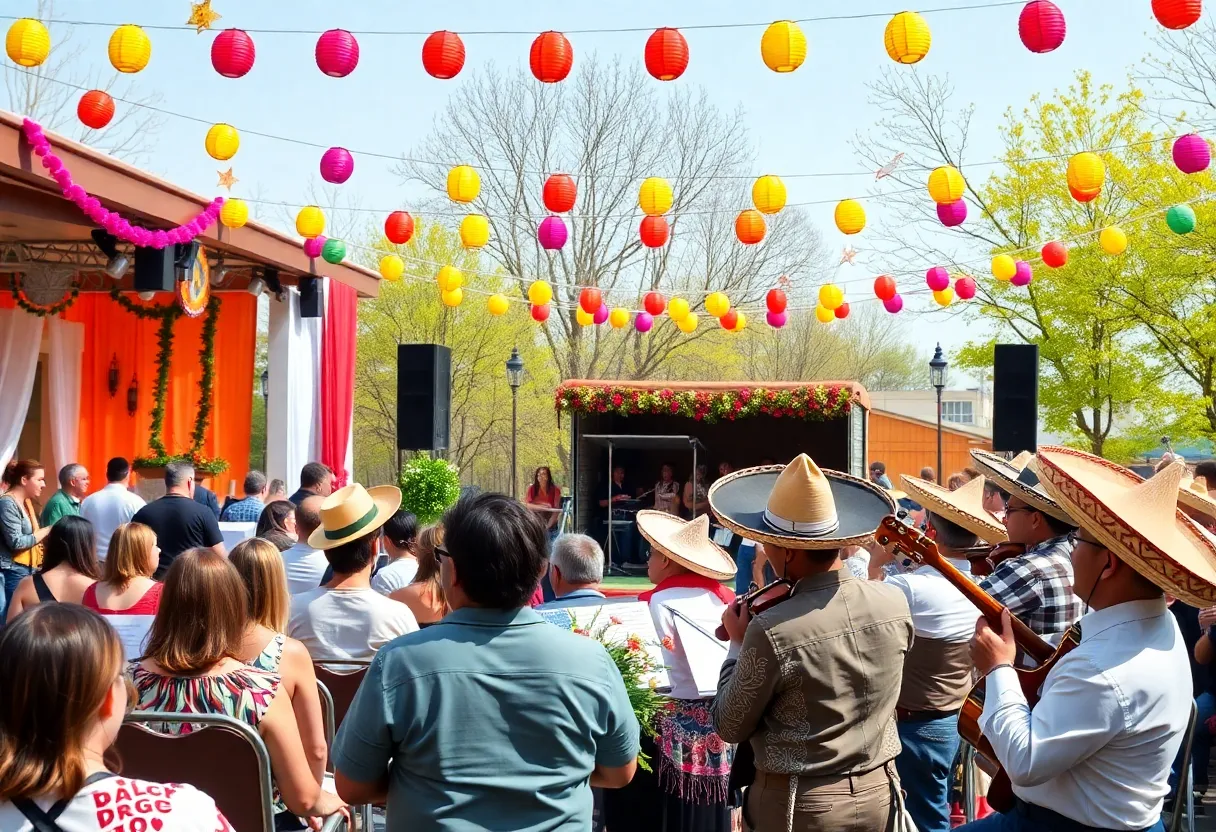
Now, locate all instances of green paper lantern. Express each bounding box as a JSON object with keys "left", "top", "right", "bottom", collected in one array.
[
  {"left": 321, "top": 238, "right": 347, "bottom": 263},
  {"left": 1167, "top": 204, "right": 1197, "bottom": 235}
]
